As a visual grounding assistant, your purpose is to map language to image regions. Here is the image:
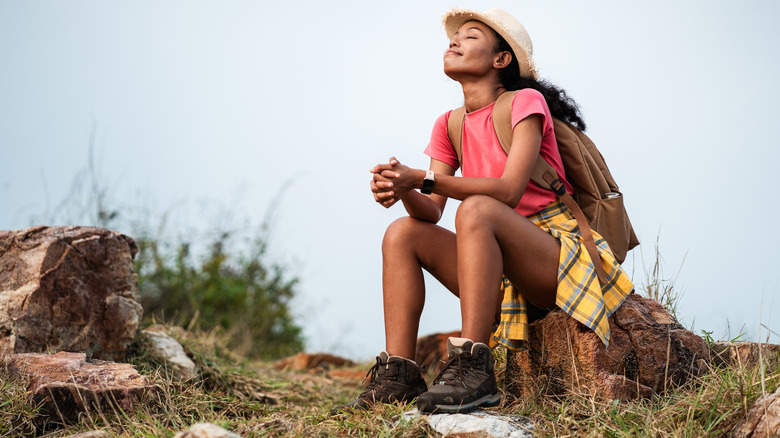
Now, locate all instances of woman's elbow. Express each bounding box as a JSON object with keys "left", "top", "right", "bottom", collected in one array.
[
  {"left": 500, "top": 189, "right": 524, "bottom": 208},
  {"left": 497, "top": 177, "right": 526, "bottom": 208}
]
